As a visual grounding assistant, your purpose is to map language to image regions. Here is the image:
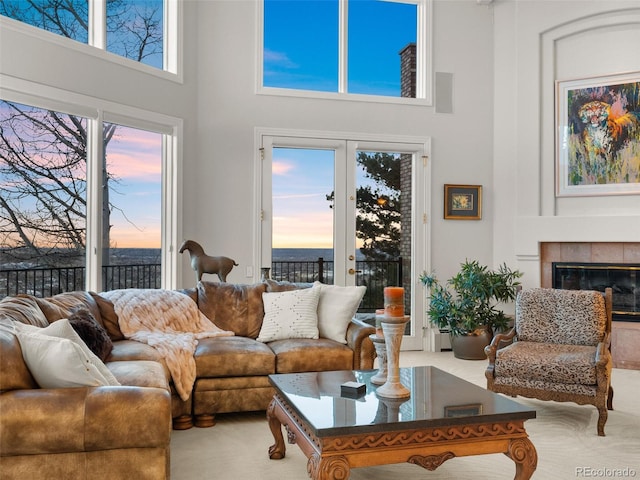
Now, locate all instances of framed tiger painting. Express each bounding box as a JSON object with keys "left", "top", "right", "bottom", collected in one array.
[{"left": 556, "top": 72, "right": 640, "bottom": 197}]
